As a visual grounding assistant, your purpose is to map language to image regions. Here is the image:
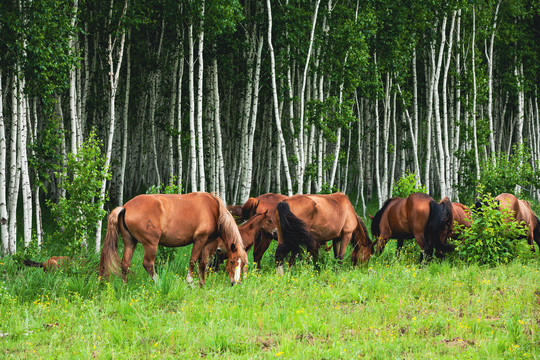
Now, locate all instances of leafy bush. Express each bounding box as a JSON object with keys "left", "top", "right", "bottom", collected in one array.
[
  {"left": 392, "top": 171, "right": 427, "bottom": 198},
  {"left": 454, "top": 189, "right": 529, "bottom": 266},
  {"left": 47, "top": 132, "right": 110, "bottom": 255},
  {"left": 456, "top": 144, "right": 540, "bottom": 204},
  {"left": 146, "top": 178, "right": 183, "bottom": 267}
]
